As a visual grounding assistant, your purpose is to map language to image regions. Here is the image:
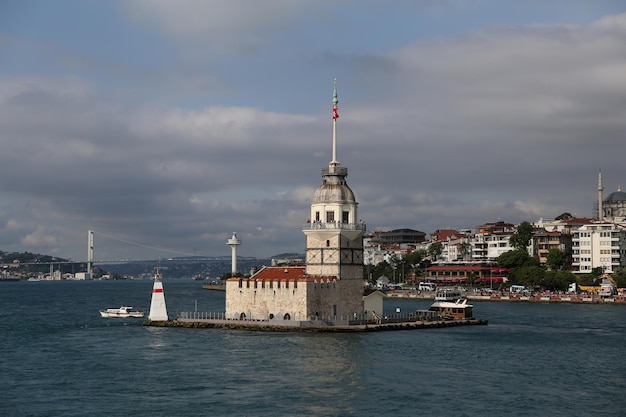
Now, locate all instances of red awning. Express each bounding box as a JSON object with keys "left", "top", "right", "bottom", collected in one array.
[{"left": 475, "top": 277, "right": 504, "bottom": 283}]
